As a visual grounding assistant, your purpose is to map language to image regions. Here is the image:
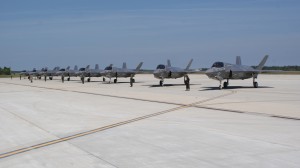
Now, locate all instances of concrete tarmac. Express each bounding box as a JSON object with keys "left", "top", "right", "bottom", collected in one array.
[{"left": 0, "top": 74, "right": 300, "bottom": 167}]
